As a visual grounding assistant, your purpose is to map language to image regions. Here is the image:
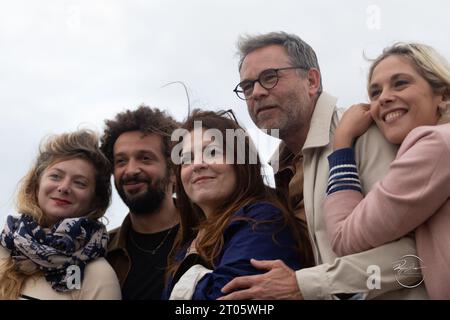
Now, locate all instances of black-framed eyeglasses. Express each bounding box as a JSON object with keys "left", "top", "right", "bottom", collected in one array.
[
  {"left": 217, "top": 109, "right": 239, "bottom": 125},
  {"left": 233, "top": 66, "right": 307, "bottom": 100}
]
